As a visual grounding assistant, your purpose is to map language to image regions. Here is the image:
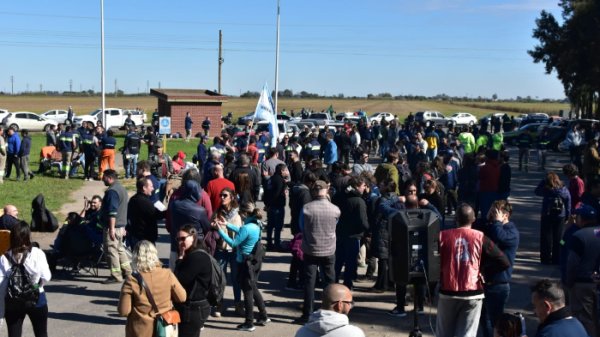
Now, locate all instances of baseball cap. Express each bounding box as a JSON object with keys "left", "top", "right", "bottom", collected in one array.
[{"left": 575, "top": 204, "right": 597, "bottom": 220}]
